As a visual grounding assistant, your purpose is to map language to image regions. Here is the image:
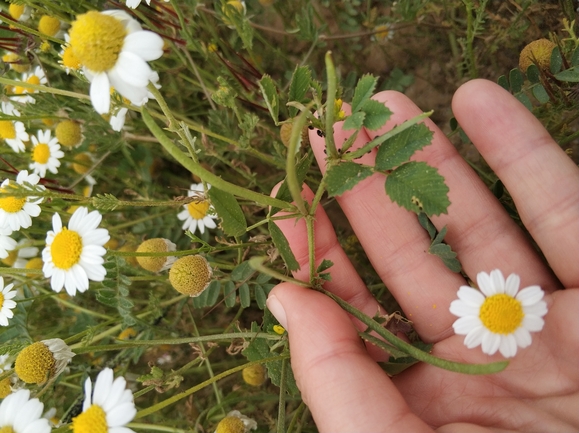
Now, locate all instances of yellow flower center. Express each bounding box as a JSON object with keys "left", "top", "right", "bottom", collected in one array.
[
  {"left": 0, "top": 292, "right": 4, "bottom": 306},
  {"left": 0, "top": 187, "right": 27, "bottom": 213},
  {"left": 25, "top": 257, "right": 44, "bottom": 270},
  {"left": 0, "top": 426, "right": 16, "bottom": 433},
  {"left": 69, "top": 11, "right": 127, "bottom": 72},
  {"left": 38, "top": 15, "right": 61, "bottom": 37},
  {"left": 14, "top": 342, "right": 55, "bottom": 384},
  {"left": 1, "top": 250, "right": 18, "bottom": 266},
  {"left": 0, "top": 377, "right": 12, "bottom": 399},
  {"left": 168, "top": 255, "right": 212, "bottom": 296},
  {"left": 51, "top": 228, "right": 83, "bottom": 270},
  {"left": 72, "top": 404, "right": 108, "bottom": 433},
  {"left": 136, "top": 238, "right": 171, "bottom": 272},
  {"left": 187, "top": 200, "right": 210, "bottom": 220},
  {"left": 216, "top": 416, "right": 245, "bottom": 433},
  {"left": 0, "top": 120, "right": 16, "bottom": 140},
  {"left": 8, "top": 4, "right": 25, "bottom": 20},
  {"left": 56, "top": 120, "right": 82, "bottom": 147},
  {"left": 14, "top": 75, "right": 41, "bottom": 95},
  {"left": 242, "top": 364, "right": 266, "bottom": 387},
  {"left": 479, "top": 294, "right": 524, "bottom": 334},
  {"left": 61, "top": 46, "right": 81, "bottom": 70},
  {"left": 32, "top": 143, "right": 51, "bottom": 164}
]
